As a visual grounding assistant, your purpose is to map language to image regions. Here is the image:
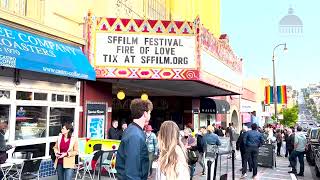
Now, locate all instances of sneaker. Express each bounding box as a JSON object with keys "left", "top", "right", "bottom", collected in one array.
[
  {"left": 288, "top": 171, "right": 297, "bottom": 174},
  {"left": 201, "top": 172, "right": 206, "bottom": 176},
  {"left": 252, "top": 175, "right": 258, "bottom": 180},
  {"left": 240, "top": 173, "right": 247, "bottom": 179}
]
